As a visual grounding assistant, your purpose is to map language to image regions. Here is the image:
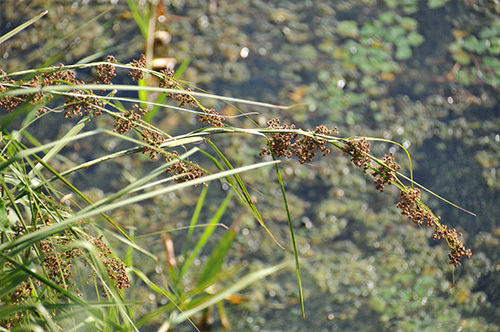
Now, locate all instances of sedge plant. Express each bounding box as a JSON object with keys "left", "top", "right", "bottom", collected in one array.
[{"left": 0, "top": 11, "right": 474, "bottom": 331}]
